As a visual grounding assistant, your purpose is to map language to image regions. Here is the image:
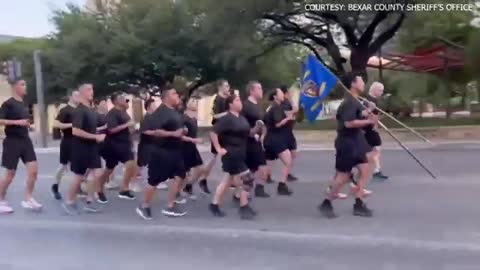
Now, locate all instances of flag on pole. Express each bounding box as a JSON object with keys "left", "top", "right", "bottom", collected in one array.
[{"left": 299, "top": 54, "right": 337, "bottom": 122}]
